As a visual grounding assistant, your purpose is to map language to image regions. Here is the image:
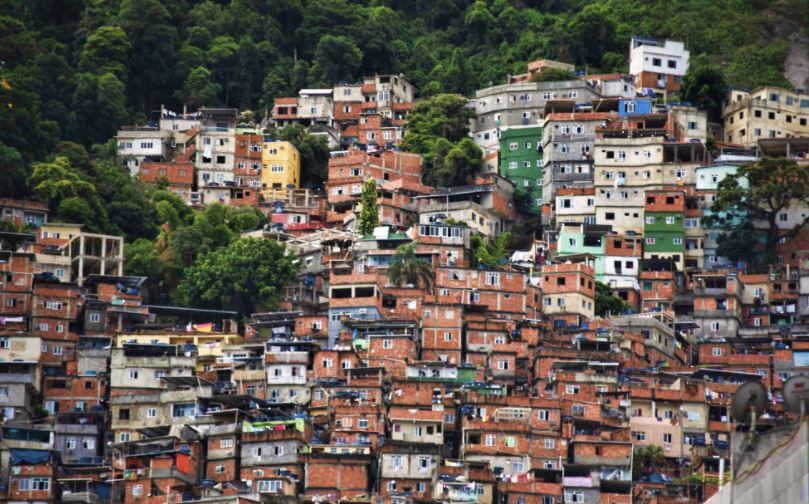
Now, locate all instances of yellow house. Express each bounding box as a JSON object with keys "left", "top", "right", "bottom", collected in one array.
[{"left": 261, "top": 140, "right": 301, "bottom": 192}]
